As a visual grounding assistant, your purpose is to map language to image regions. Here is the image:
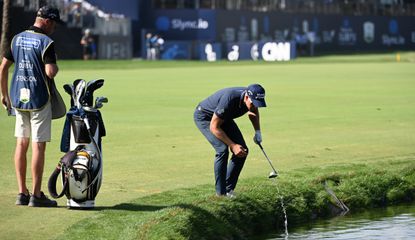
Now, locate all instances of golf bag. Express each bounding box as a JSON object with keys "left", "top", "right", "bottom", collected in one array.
[{"left": 48, "top": 79, "right": 107, "bottom": 208}]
